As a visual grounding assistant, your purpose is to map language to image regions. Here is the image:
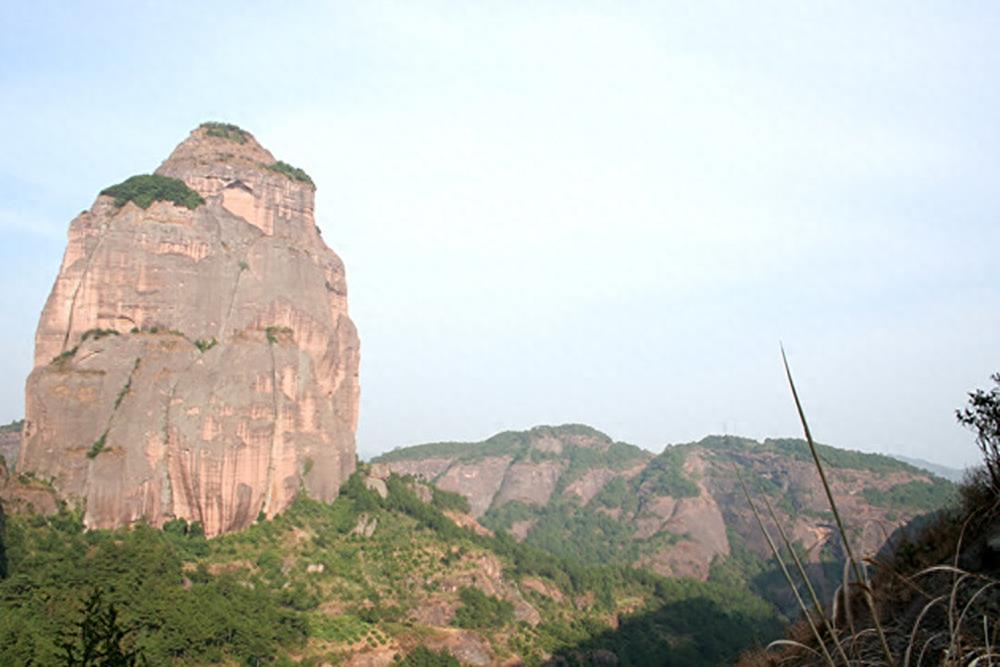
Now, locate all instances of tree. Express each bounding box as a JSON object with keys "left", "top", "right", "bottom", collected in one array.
[
  {"left": 61, "top": 590, "right": 144, "bottom": 666},
  {"left": 957, "top": 372, "right": 1000, "bottom": 492}
]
